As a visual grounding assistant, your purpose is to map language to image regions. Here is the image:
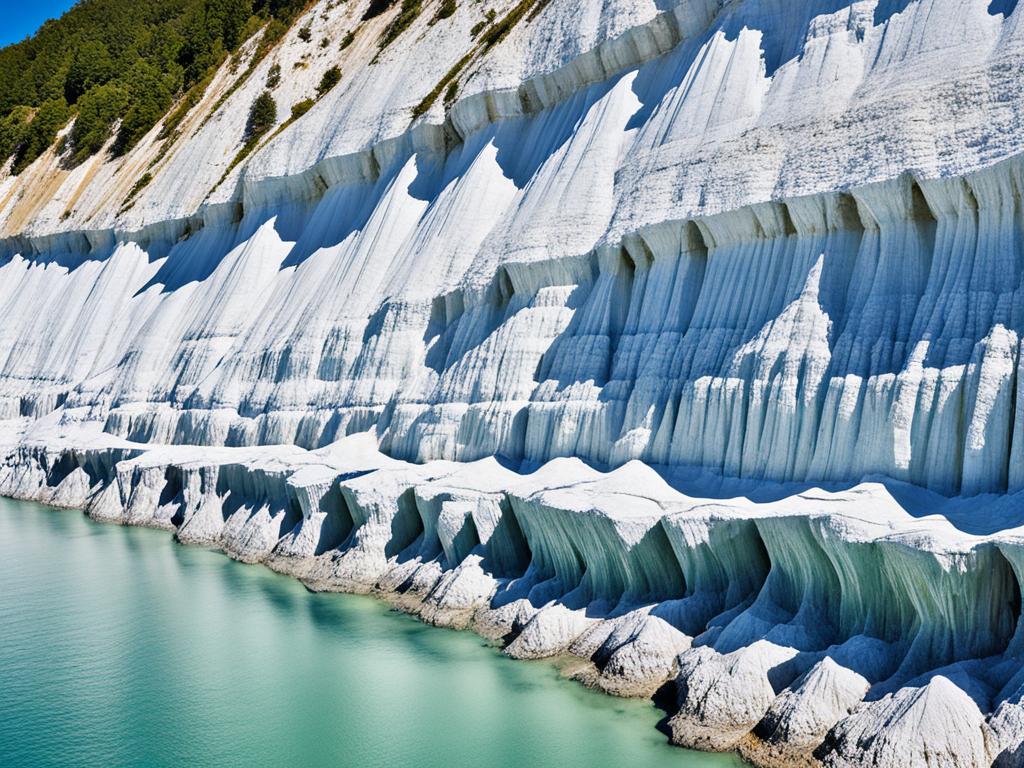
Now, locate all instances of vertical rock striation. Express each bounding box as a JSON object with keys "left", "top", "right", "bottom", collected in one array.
[{"left": 3, "top": 0, "right": 1024, "bottom": 764}]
